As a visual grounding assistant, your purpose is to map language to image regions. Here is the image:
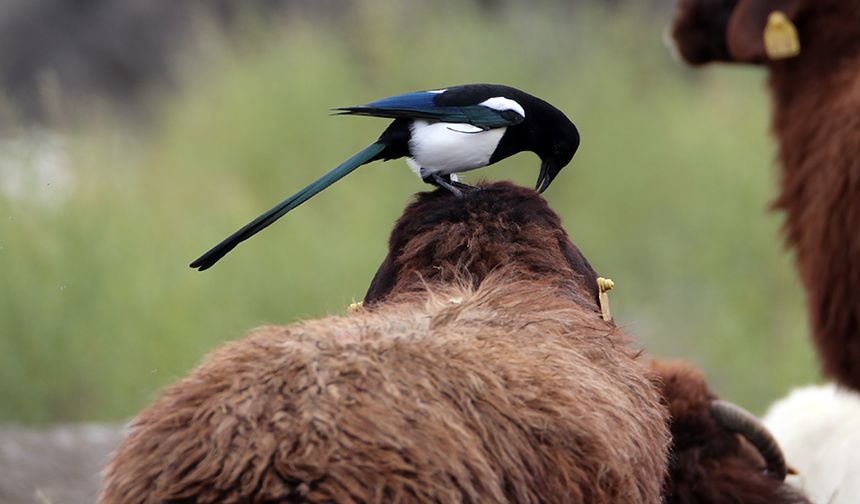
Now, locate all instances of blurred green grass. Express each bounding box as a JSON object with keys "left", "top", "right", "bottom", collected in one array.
[{"left": 0, "top": 2, "right": 817, "bottom": 423}]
